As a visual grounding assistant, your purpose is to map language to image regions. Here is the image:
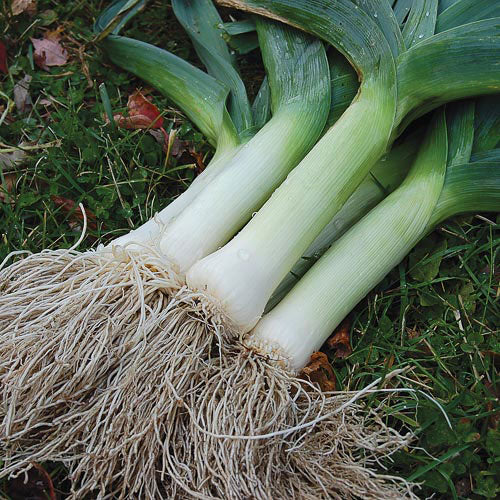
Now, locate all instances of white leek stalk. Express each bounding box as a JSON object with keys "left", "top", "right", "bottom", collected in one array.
[{"left": 251, "top": 111, "right": 448, "bottom": 371}]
